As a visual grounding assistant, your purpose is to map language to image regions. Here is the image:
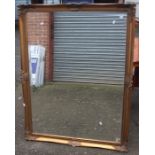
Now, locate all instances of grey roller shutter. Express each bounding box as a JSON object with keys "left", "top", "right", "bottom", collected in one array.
[{"left": 53, "top": 12, "right": 127, "bottom": 84}]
